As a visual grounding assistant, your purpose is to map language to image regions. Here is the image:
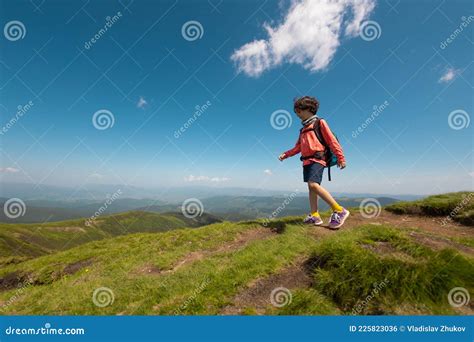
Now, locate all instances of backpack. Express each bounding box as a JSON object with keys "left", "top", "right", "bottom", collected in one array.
[{"left": 300, "top": 117, "right": 339, "bottom": 181}]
